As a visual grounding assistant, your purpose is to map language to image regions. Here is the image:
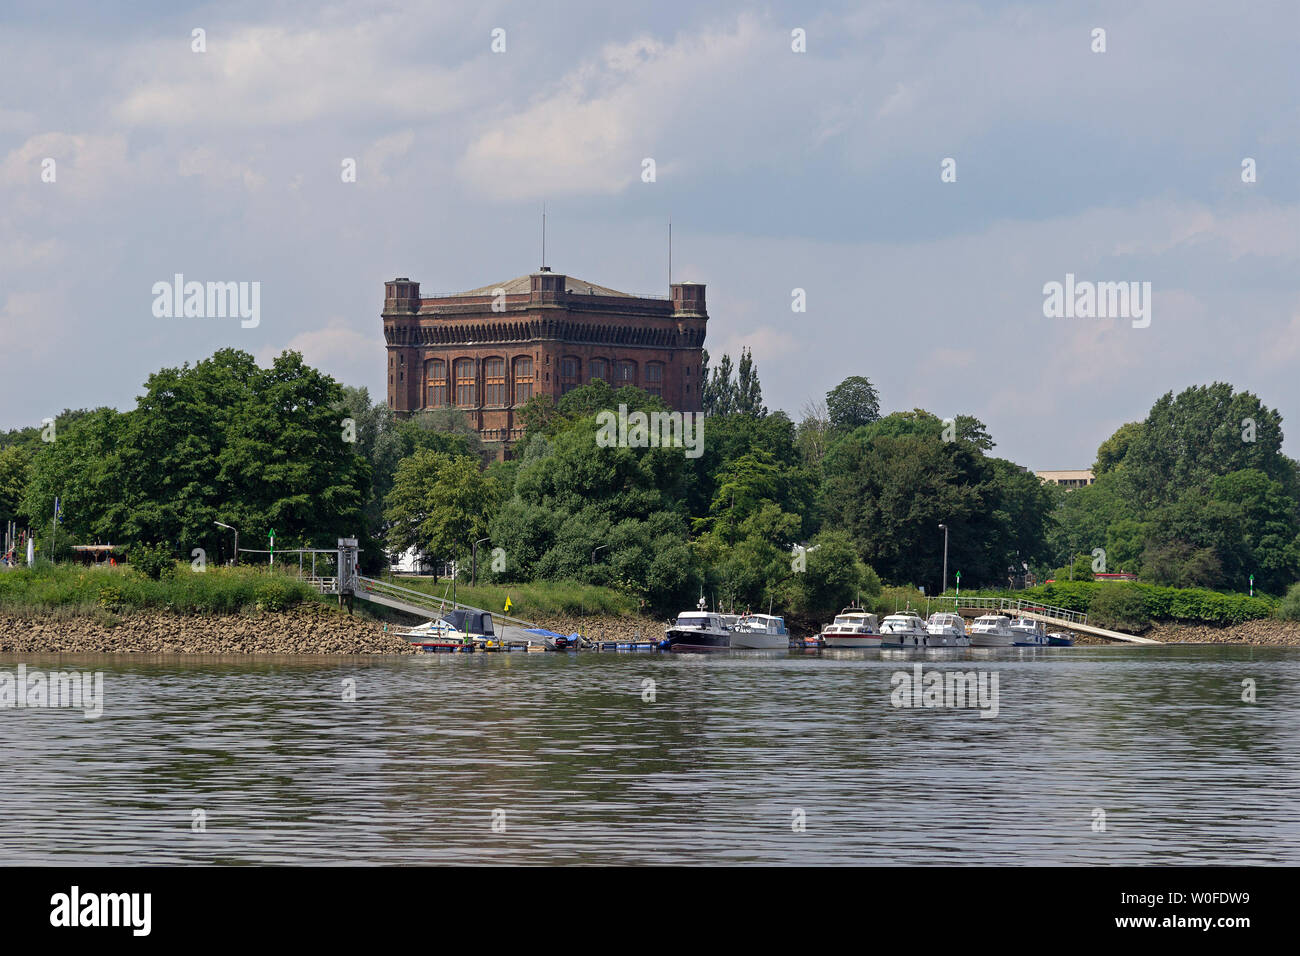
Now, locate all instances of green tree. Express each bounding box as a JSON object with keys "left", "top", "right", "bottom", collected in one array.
[
  {"left": 702, "top": 350, "right": 737, "bottom": 416},
  {"left": 734, "top": 347, "right": 767, "bottom": 417},
  {"left": 826, "top": 376, "right": 880, "bottom": 430},
  {"left": 385, "top": 451, "right": 500, "bottom": 566}
]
